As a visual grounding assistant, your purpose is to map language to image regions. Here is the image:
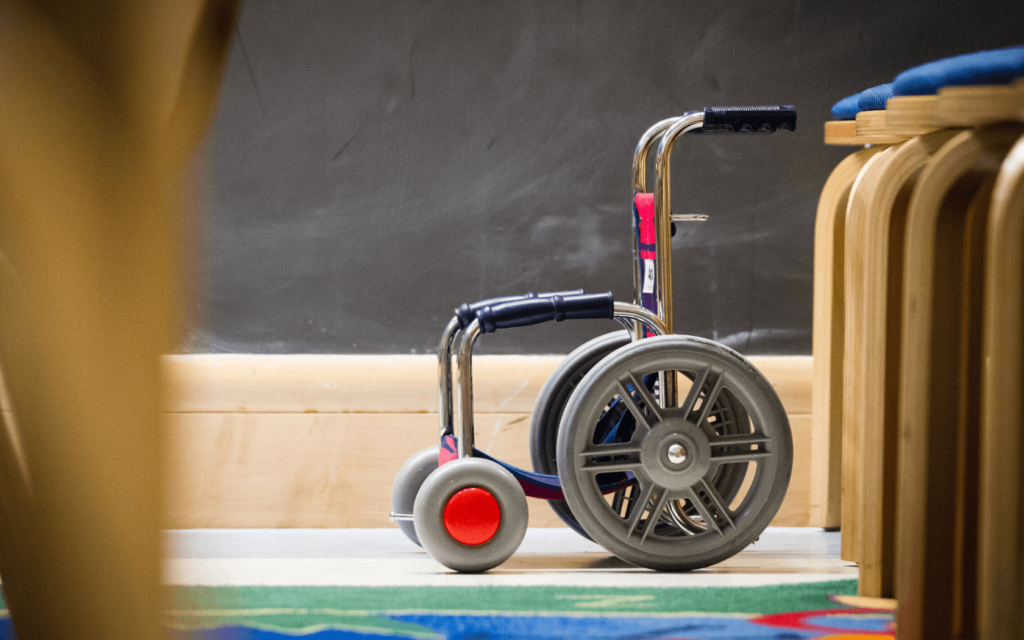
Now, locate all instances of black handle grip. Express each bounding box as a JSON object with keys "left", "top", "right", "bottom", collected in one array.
[
  {"left": 702, "top": 105, "right": 797, "bottom": 133},
  {"left": 455, "top": 290, "right": 583, "bottom": 329},
  {"left": 476, "top": 292, "right": 614, "bottom": 334}
]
